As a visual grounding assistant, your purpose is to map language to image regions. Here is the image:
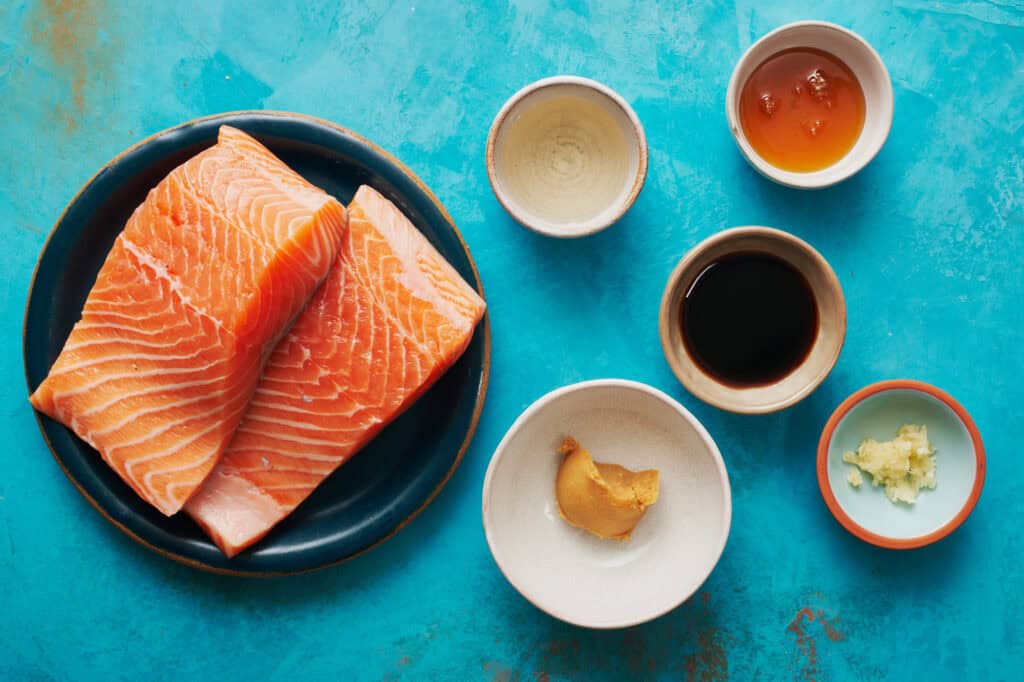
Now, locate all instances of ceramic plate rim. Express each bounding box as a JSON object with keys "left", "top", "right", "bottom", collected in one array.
[
  {"left": 22, "top": 110, "right": 491, "bottom": 576},
  {"left": 816, "top": 379, "right": 985, "bottom": 549},
  {"left": 481, "top": 378, "right": 732, "bottom": 628}
]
